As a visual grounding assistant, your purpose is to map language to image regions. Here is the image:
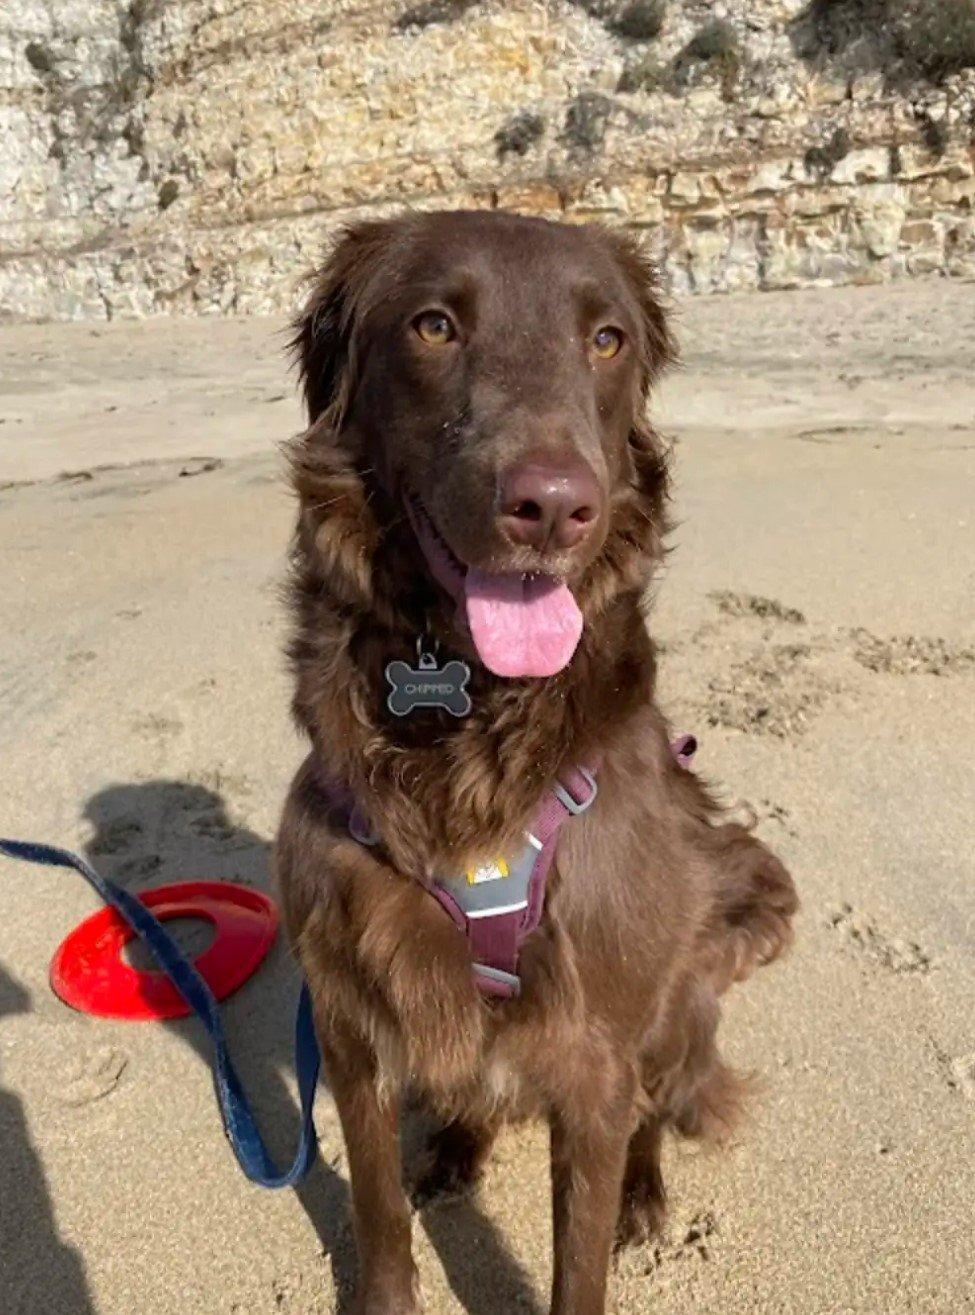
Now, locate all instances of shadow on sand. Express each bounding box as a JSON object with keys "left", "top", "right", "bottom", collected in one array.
[
  {"left": 81, "top": 778, "right": 543, "bottom": 1314},
  {"left": 0, "top": 963, "right": 96, "bottom": 1314}
]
